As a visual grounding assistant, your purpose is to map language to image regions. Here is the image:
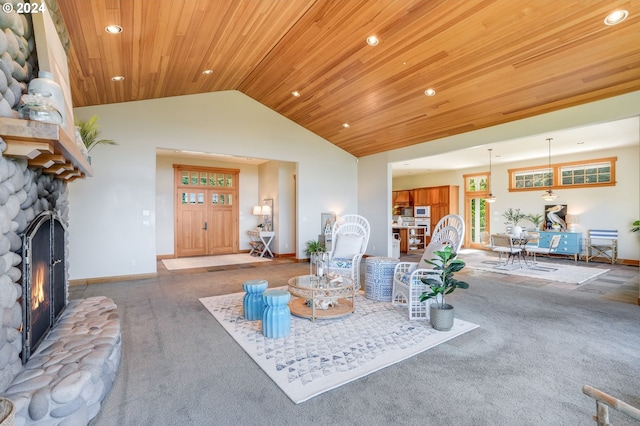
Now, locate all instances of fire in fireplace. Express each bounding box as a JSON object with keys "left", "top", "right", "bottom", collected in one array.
[{"left": 21, "top": 211, "right": 67, "bottom": 363}]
